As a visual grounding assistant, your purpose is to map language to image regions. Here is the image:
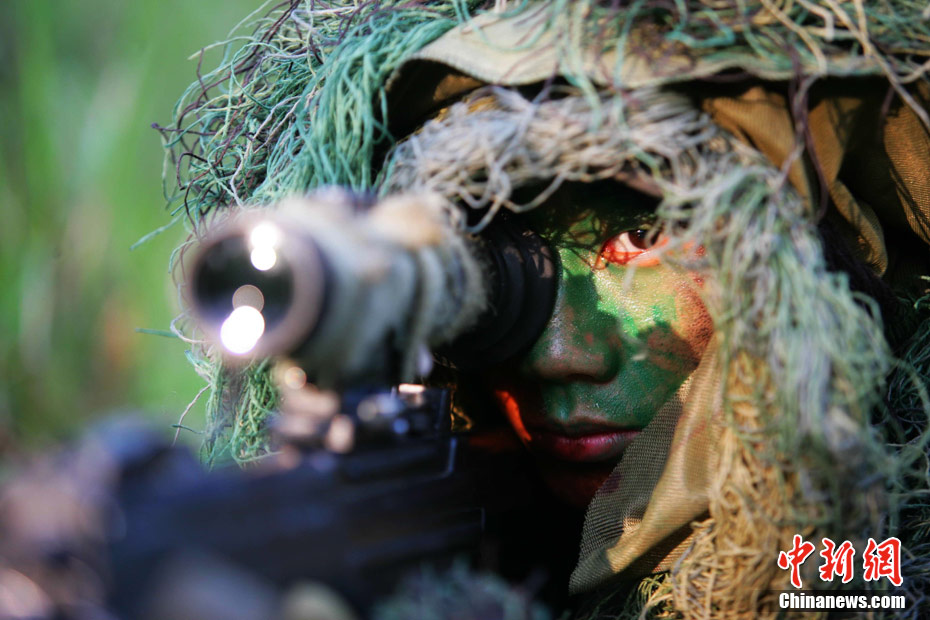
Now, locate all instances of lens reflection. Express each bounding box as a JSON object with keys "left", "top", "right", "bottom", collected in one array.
[
  {"left": 250, "top": 246, "right": 277, "bottom": 271},
  {"left": 220, "top": 306, "right": 266, "bottom": 354},
  {"left": 249, "top": 223, "right": 280, "bottom": 271},
  {"left": 232, "top": 284, "right": 265, "bottom": 311},
  {"left": 193, "top": 233, "right": 294, "bottom": 343}
]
